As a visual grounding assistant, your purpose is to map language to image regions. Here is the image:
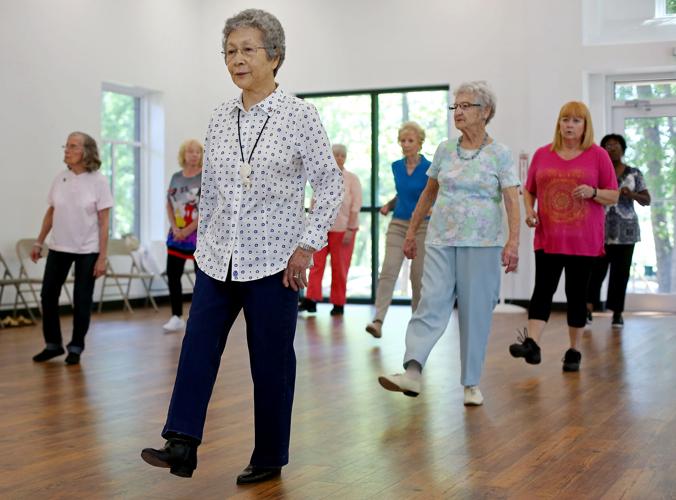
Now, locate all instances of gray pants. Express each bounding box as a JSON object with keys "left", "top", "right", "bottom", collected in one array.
[{"left": 374, "top": 218, "right": 428, "bottom": 322}]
